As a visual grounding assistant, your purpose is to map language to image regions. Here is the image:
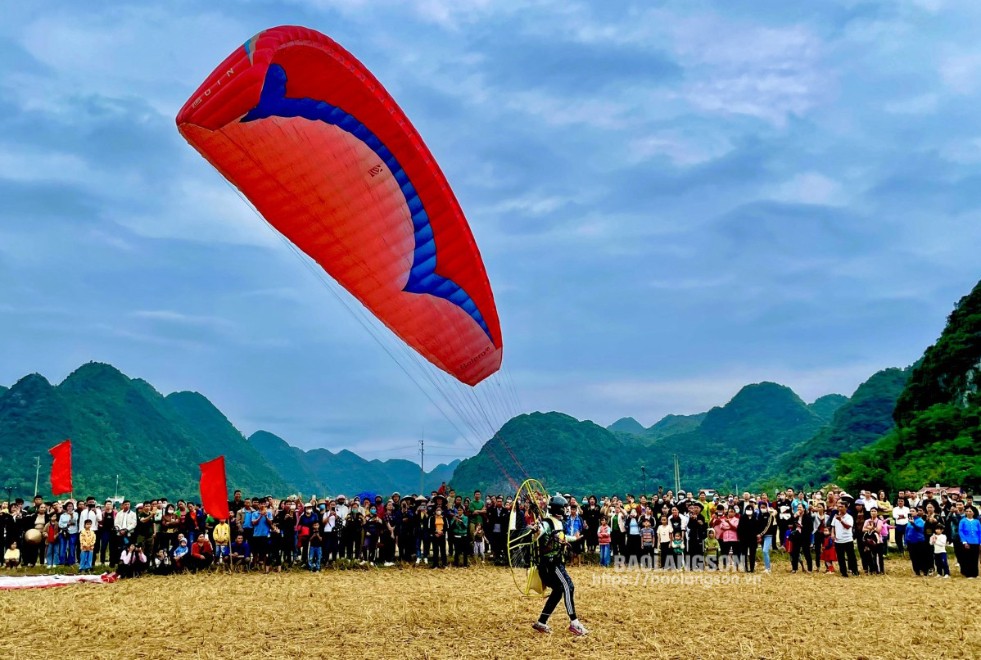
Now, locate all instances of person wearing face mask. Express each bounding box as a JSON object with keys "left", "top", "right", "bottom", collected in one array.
[
  {"left": 298, "top": 503, "right": 318, "bottom": 565},
  {"left": 344, "top": 501, "right": 364, "bottom": 561},
  {"left": 626, "top": 508, "right": 642, "bottom": 564},
  {"left": 362, "top": 505, "right": 384, "bottom": 564},
  {"left": 427, "top": 502, "right": 449, "bottom": 568},
  {"left": 320, "top": 502, "right": 340, "bottom": 566},
  {"left": 738, "top": 502, "right": 761, "bottom": 573},
  {"left": 276, "top": 501, "right": 298, "bottom": 567},
  {"left": 758, "top": 502, "right": 778, "bottom": 573}
]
